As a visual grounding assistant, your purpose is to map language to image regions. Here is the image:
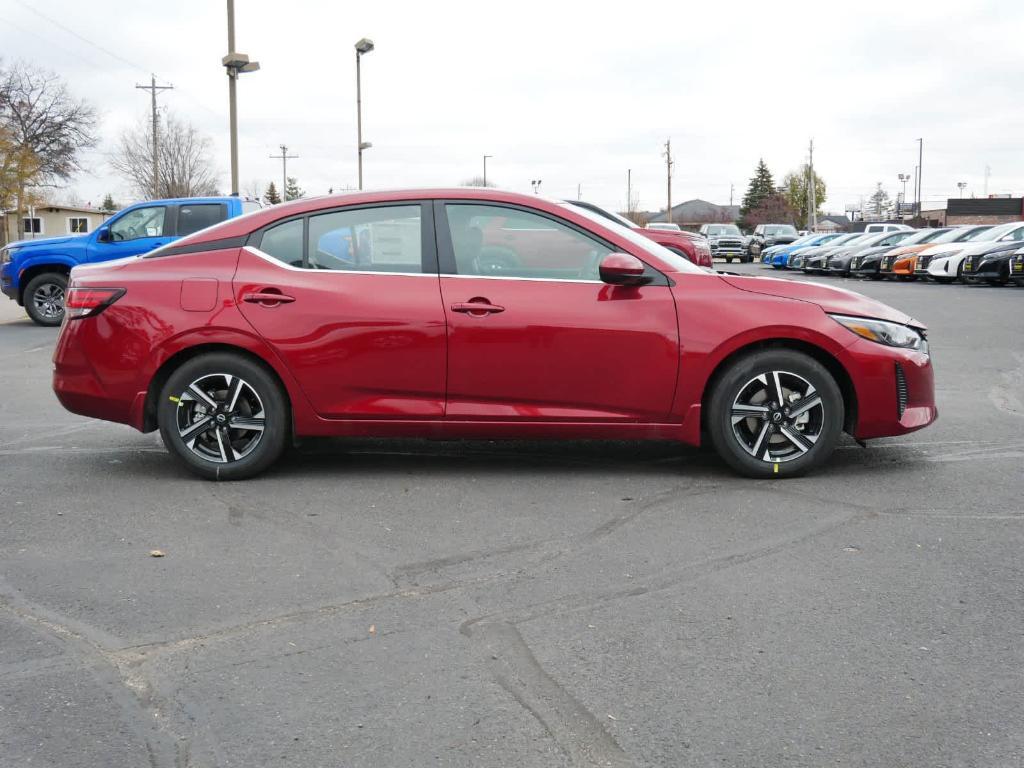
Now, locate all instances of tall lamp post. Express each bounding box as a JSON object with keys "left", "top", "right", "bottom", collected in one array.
[
  {"left": 222, "top": 0, "right": 260, "bottom": 196},
  {"left": 957, "top": 181, "right": 967, "bottom": 198},
  {"left": 483, "top": 154, "right": 492, "bottom": 187},
  {"left": 897, "top": 173, "right": 909, "bottom": 216},
  {"left": 355, "top": 38, "right": 375, "bottom": 190}
]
